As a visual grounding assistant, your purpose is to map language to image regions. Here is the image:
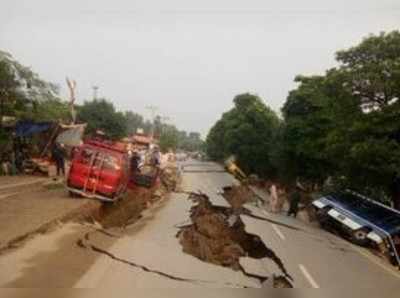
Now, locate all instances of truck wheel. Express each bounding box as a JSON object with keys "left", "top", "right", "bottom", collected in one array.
[{"left": 351, "top": 228, "right": 370, "bottom": 246}]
